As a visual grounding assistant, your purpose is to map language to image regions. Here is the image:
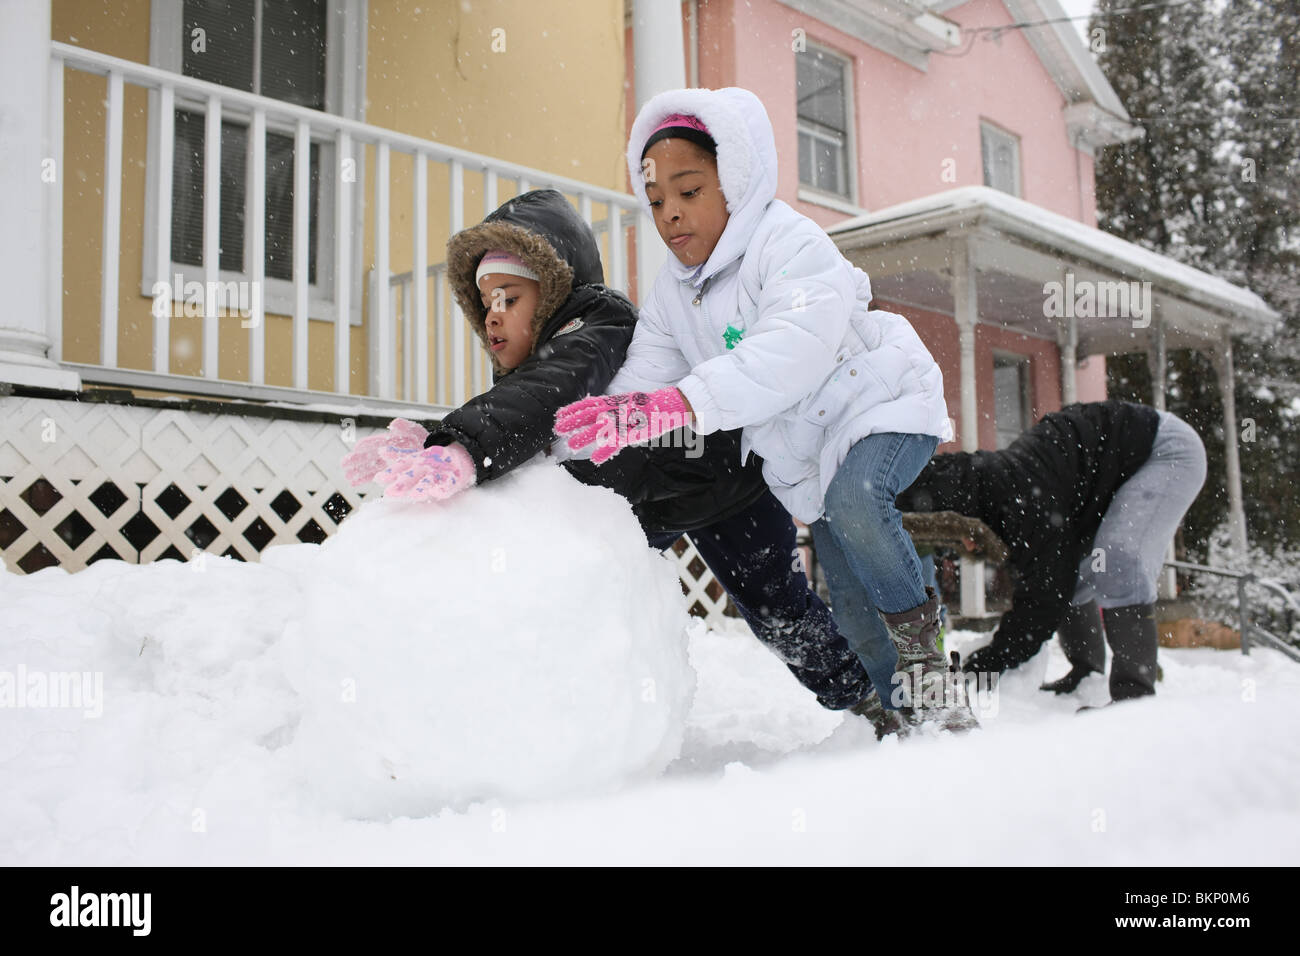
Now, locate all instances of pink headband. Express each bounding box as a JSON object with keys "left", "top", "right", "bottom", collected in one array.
[{"left": 649, "top": 113, "right": 711, "bottom": 138}]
